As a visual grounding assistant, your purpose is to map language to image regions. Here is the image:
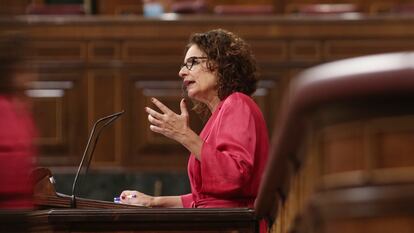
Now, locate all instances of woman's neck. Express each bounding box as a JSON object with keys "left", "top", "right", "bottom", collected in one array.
[{"left": 206, "top": 96, "right": 221, "bottom": 113}]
